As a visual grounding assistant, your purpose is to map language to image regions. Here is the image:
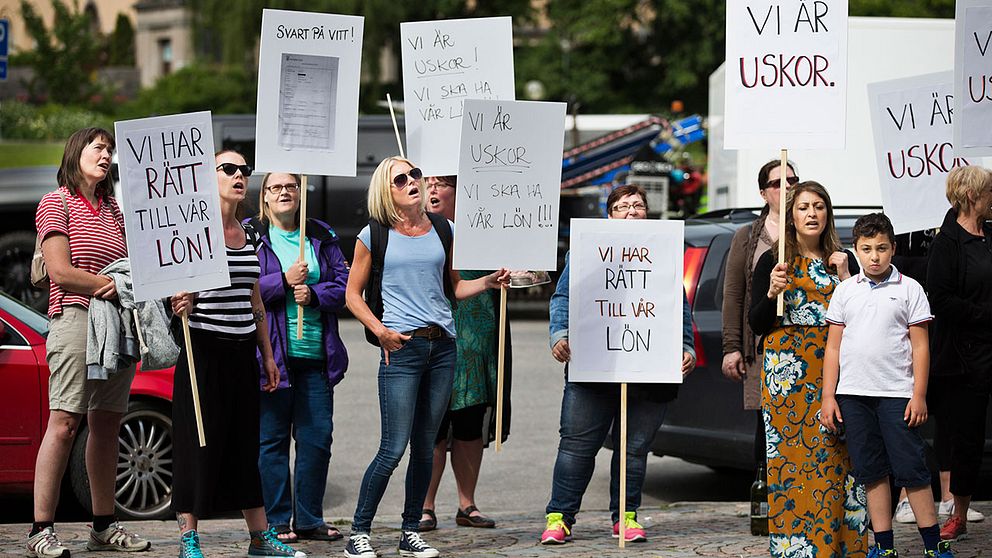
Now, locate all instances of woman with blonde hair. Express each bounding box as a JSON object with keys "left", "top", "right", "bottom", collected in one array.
[
  {"left": 926, "top": 165, "right": 992, "bottom": 542},
  {"left": 343, "top": 157, "right": 509, "bottom": 558},
  {"left": 749, "top": 181, "right": 867, "bottom": 557}
]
